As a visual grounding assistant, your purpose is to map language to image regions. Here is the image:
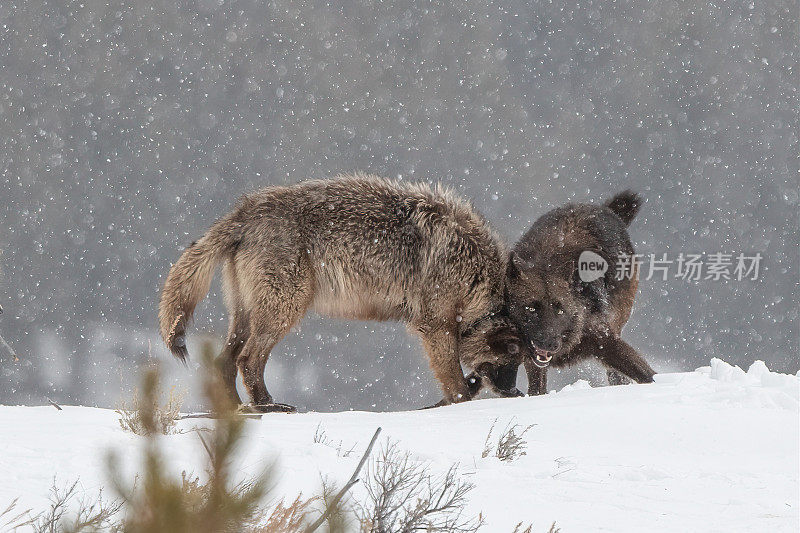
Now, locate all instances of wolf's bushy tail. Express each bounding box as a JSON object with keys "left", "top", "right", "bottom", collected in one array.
[
  {"left": 604, "top": 190, "right": 642, "bottom": 226},
  {"left": 158, "top": 213, "right": 242, "bottom": 361}
]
